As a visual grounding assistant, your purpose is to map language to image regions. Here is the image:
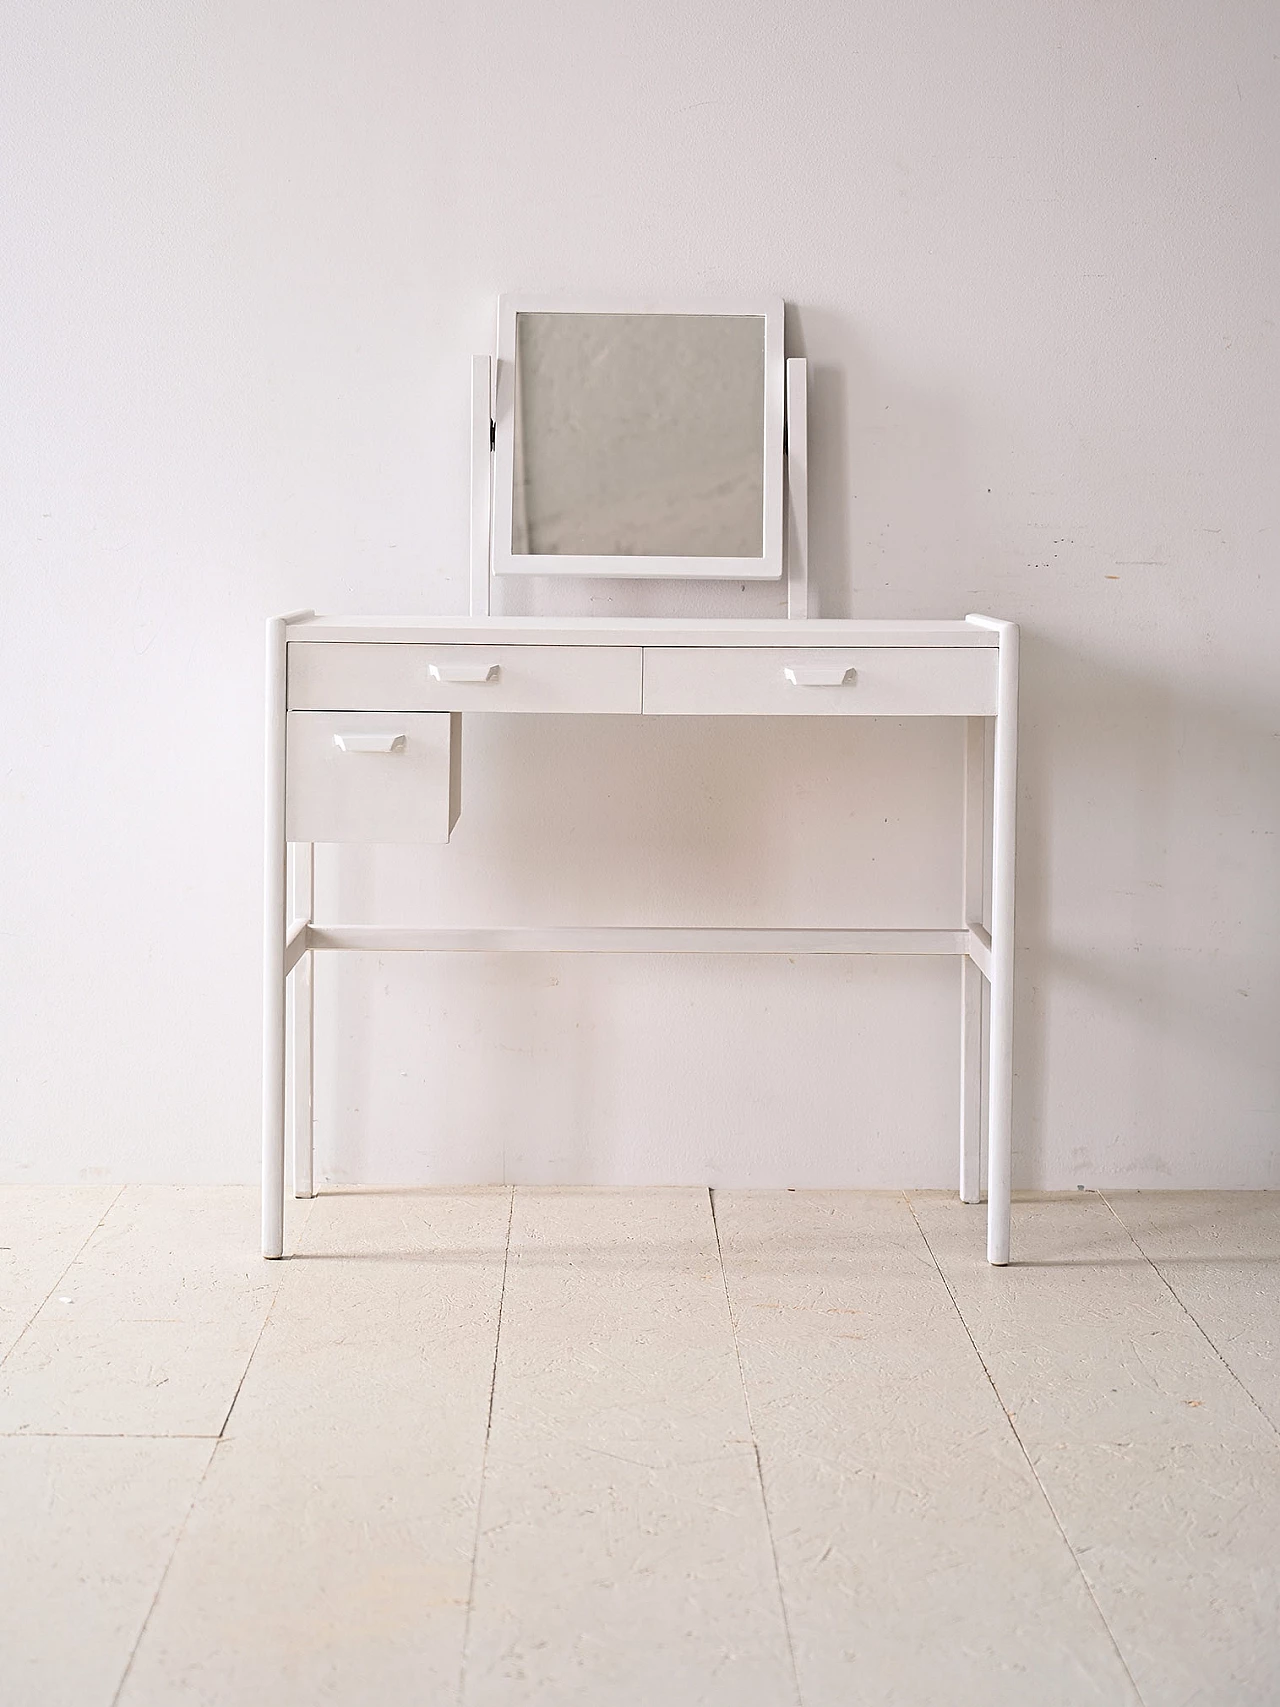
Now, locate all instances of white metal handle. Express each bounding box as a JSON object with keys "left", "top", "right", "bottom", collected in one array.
[
  {"left": 333, "top": 732, "right": 406, "bottom": 754},
  {"left": 429, "top": 661, "right": 499, "bottom": 684},
  {"left": 783, "top": 664, "right": 855, "bottom": 687}
]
